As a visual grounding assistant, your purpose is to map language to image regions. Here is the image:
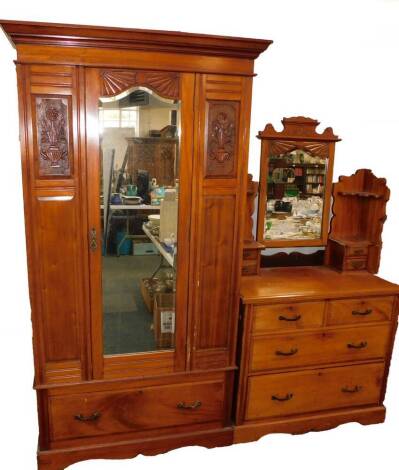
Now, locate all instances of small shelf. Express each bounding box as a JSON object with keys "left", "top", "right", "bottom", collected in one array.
[
  {"left": 337, "top": 191, "right": 382, "bottom": 199},
  {"left": 330, "top": 237, "right": 372, "bottom": 247}
]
